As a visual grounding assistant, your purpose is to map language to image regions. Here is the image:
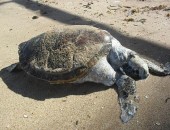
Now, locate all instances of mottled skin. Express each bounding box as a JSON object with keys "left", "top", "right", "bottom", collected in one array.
[{"left": 9, "top": 25, "right": 170, "bottom": 123}]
